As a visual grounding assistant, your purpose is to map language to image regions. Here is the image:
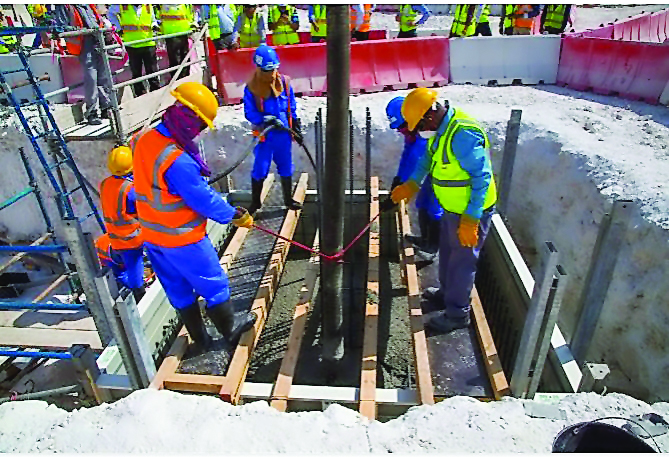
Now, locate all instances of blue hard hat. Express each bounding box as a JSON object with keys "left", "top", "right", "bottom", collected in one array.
[
  {"left": 386, "top": 96, "right": 406, "bottom": 129},
  {"left": 253, "top": 45, "right": 280, "bottom": 71}
]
